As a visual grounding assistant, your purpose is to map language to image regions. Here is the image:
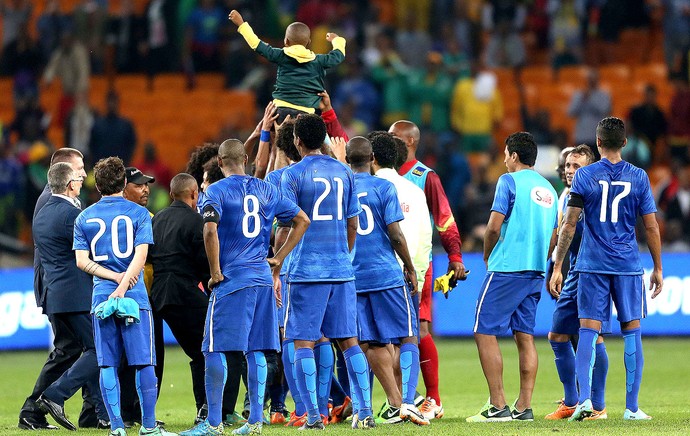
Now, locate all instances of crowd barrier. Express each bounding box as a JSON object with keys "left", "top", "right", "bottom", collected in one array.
[{"left": 2, "top": 252, "right": 689, "bottom": 350}]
